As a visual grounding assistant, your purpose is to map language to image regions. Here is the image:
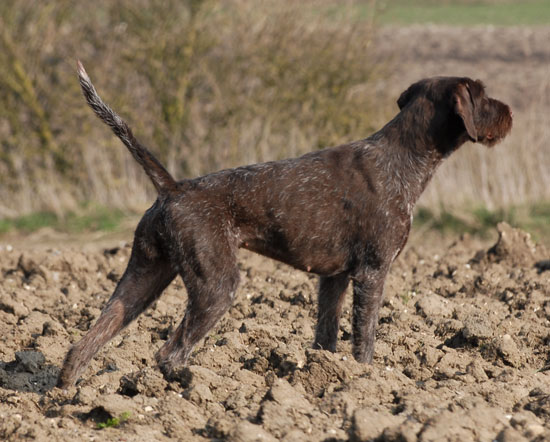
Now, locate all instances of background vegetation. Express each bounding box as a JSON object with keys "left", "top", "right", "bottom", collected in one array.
[
  {"left": 0, "top": 0, "right": 549, "bottom": 239},
  {"left": 0, "top": 0, "right": 381, "bottom": 216}
]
